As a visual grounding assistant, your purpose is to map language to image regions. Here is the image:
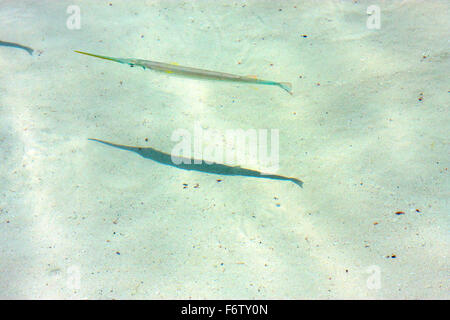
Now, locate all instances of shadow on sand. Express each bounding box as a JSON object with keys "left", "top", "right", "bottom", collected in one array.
[{"left": 89, "top": 138, "right": 303, "bottom": 188}]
